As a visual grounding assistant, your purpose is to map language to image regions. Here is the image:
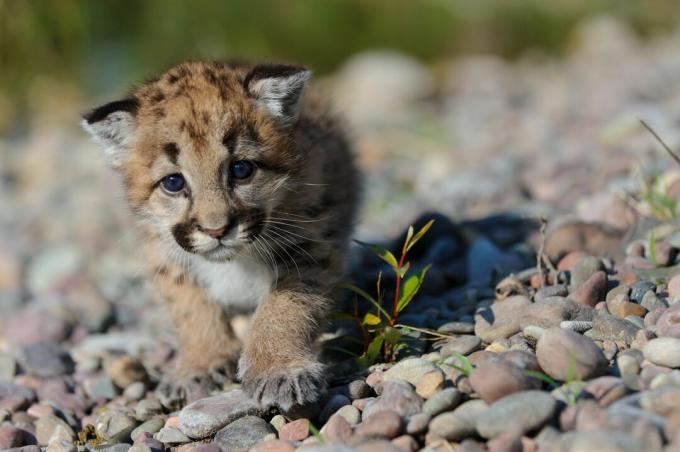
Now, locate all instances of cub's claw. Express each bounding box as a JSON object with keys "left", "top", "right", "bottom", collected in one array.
[
  {"left": 156, "top": 361, "right": 237, "bottom": 410},
  {"left": 240, "top": 360, "right": 326, "bottom": 411}
]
